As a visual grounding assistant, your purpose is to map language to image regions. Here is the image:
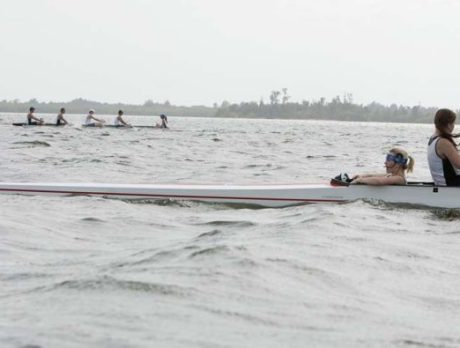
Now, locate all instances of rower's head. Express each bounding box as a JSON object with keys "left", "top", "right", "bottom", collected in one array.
[
  {"left": 160, "top": 114, "right": 167, "bottom": 121},
  {"left": 89, "top": 109, "right": 95, "bottom": 114},
  {"left": 30, "top": 107, "right": 35, "bottom": 112},
  {"left": 60, "top": 107, "right": 65, "bottom": 113},
  {"left": 385, "top": 148, "right": 414, "bottom": 173},
  {"left": 118, "top": 110, "right": 123, "bottom": 116},
  {"left": 434, "top": 108, "right": 456, "bottom": 134}
]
